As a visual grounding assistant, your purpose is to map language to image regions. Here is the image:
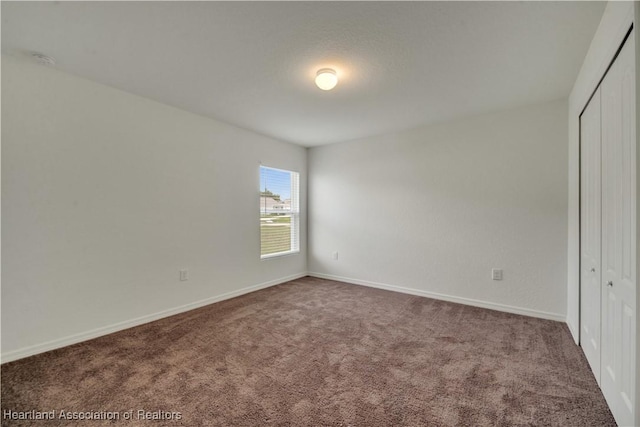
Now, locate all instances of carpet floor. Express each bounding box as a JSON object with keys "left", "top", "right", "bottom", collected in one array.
[{"left": 2, "top": 277, "right": 616, "bottom": 426}]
